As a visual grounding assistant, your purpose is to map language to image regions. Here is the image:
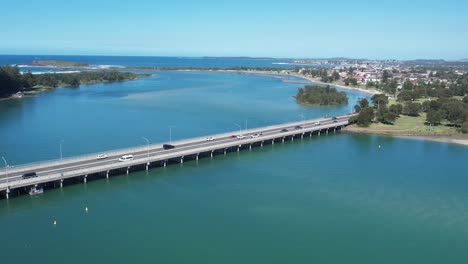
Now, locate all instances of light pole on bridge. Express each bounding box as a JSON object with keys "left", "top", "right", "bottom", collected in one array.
[
  {"left": 141, "top": 137, "right": 150, "bottom": 163},
  {"left": 59, "top": 140, "right": 64, "bottom": 161},
  {"left": 168, "top": 126, "right": 175, "bottom": 144},
  {"left": 1, "top": 156, "right": 8, "bottom": 185}
]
